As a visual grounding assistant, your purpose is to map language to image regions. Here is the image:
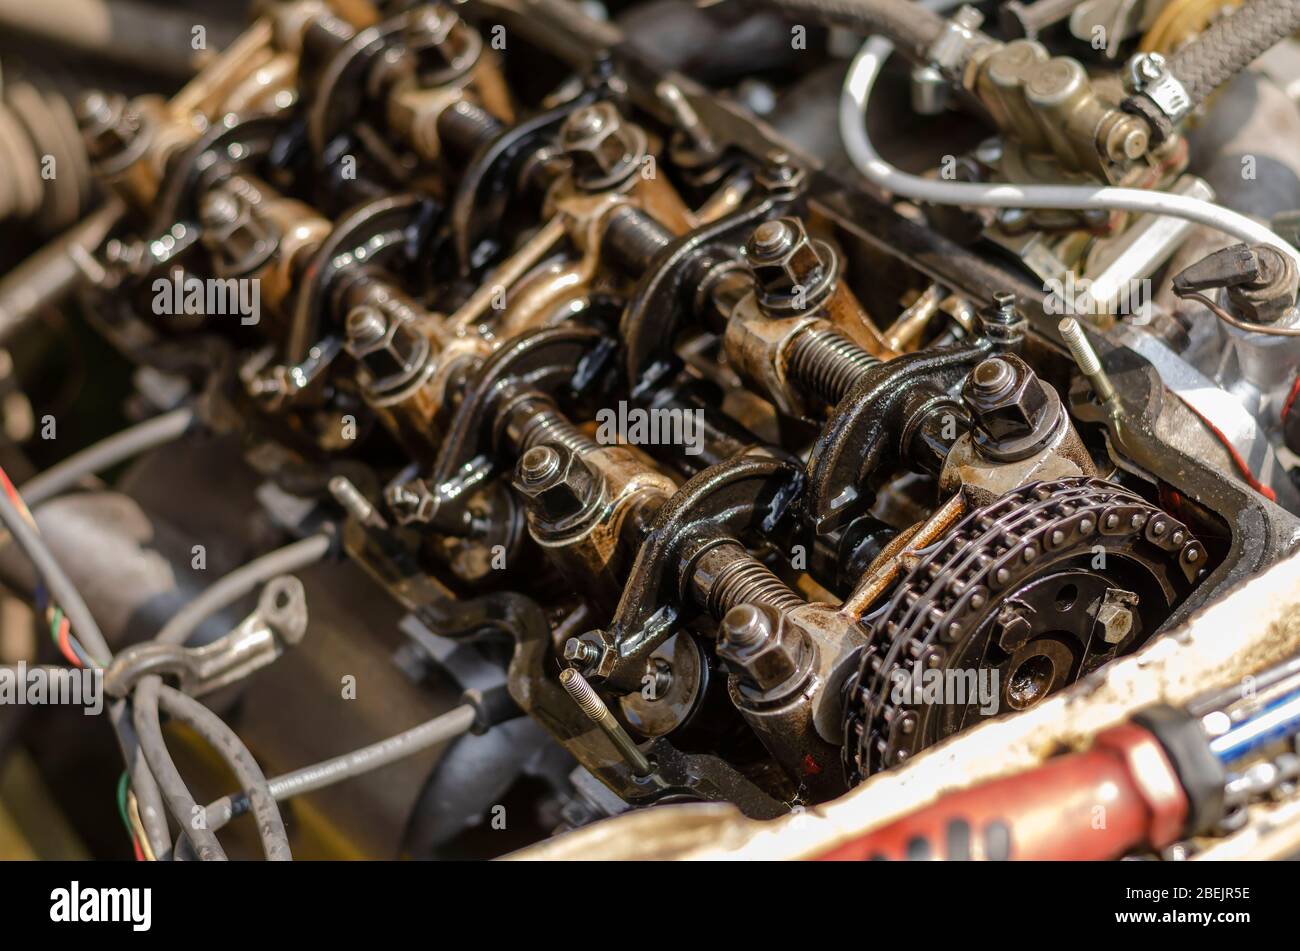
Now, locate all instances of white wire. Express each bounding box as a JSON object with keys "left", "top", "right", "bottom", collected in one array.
[{"left": 838, "top": 35, "right": 1300, "bottom": 268}]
